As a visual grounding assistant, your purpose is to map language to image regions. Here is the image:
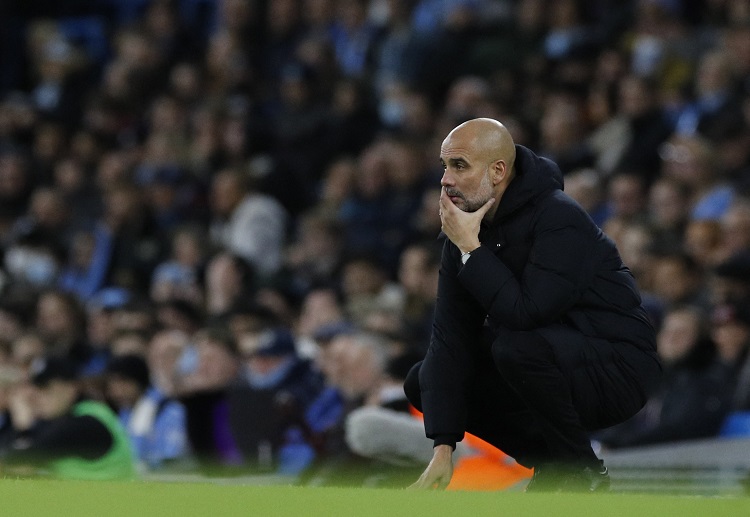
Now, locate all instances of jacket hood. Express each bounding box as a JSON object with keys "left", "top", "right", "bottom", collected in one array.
[{"left": 492, "top": 145, "right": 564, "bottom": 222}]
